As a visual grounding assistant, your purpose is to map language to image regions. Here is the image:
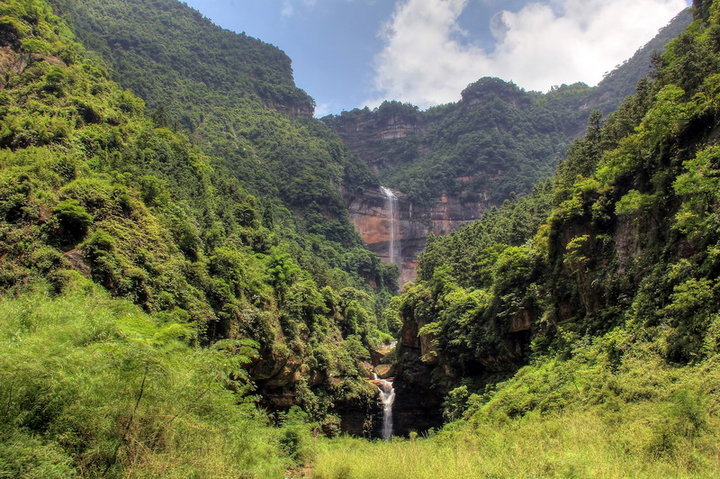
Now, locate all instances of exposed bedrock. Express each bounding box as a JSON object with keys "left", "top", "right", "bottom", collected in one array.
[{"left": 345, "top": 186, "right": 489, "bottom": 285}]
